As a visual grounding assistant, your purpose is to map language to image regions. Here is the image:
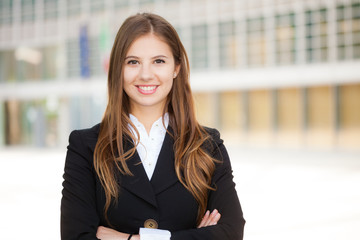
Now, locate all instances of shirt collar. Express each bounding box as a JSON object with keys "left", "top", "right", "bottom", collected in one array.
[{"left": 129, "top": 113, "right": 169, "bottom": 132}]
